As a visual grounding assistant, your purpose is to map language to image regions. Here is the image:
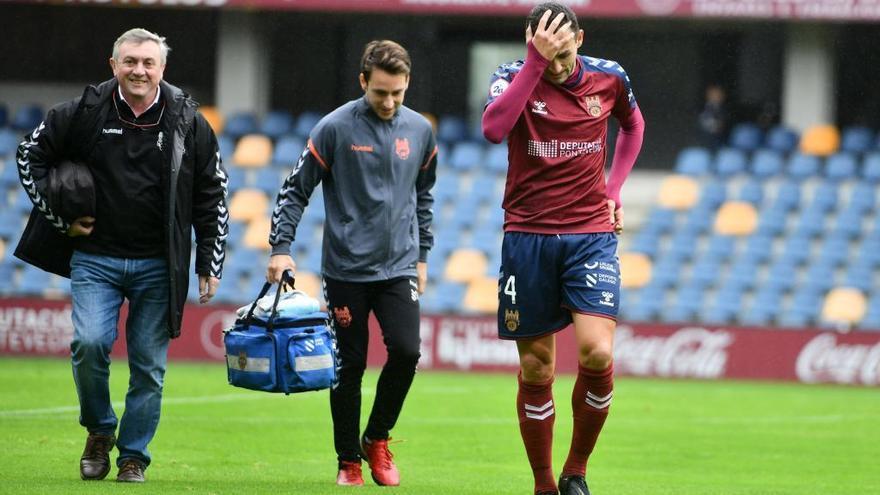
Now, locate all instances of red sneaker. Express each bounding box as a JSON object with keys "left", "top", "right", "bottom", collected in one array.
[
  {"left": 336, "top": 460, "right": 364, "bottom": 486},
  {"left": 360, "top": 436, "right": 400, "bottom": 486}
]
